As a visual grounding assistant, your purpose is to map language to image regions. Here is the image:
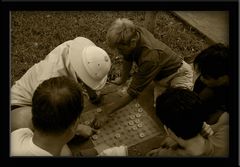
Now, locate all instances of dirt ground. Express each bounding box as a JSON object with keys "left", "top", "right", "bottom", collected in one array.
[{"left": 11, "top": 11, "right": 210, "bottom": 86}]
